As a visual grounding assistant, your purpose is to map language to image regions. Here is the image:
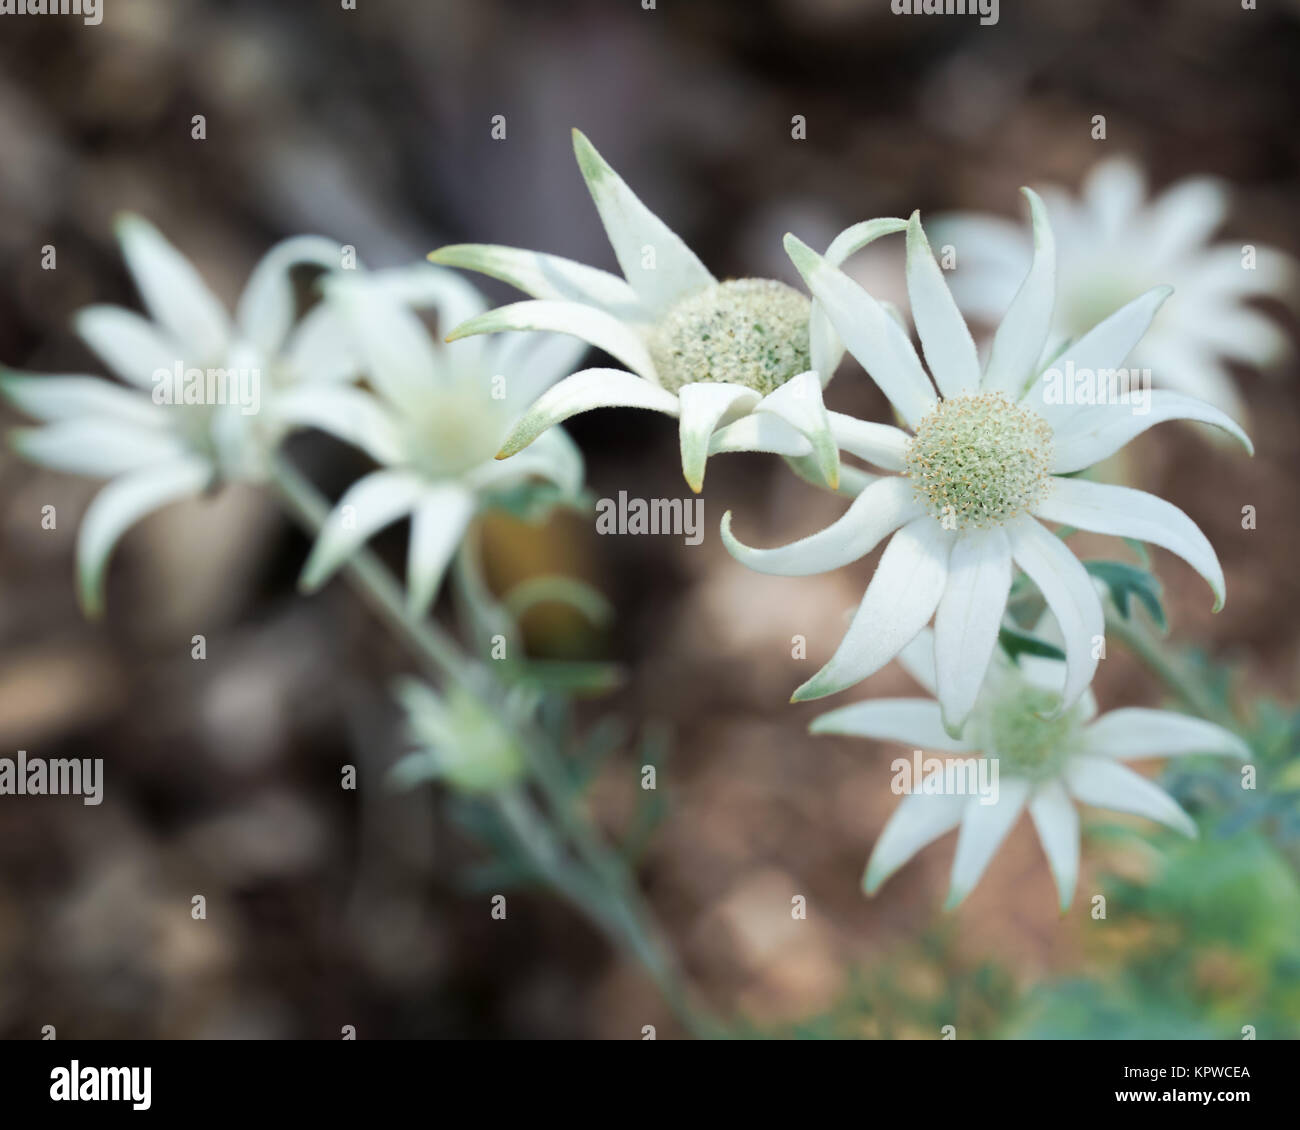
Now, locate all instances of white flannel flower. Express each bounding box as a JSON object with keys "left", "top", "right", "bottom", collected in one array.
[
  {"left": 933, "top": 157, "right": 1297, "bottom": 423},
  {"left": 293, "top": 265, "right": 587, "bottom": 616},
  {"left": 2, "top": 215, "right": 346, "bottom": 615},
  {"left": 723, "top": 193, "right": 1251, "bottom": 730},
  {"left": 387, "top": 677, "right": 526, "bottom": 795},
  {"left": 812, "top": 628, "right": 1250, "bottom": 910},
  {"left": 431, "top": 129, "right": 908, "bottom": 492}
]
